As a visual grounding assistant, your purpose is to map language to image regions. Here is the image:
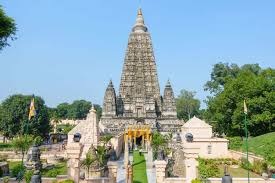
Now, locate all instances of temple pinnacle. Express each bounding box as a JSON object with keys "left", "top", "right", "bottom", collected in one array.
[{"left": 132, "top": 8, "right": 147, "bottom": 33}]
